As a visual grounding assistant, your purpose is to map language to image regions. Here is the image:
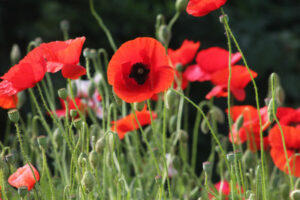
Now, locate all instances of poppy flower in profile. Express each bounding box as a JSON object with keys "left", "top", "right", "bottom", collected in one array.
[
  {"left": 107, "top": 37, "right": 174, "bottom": 103},
  {"left": 228, "top": 105, "right": 270, "bottom": 151},
  {"left": 21, "top": 37, "right": 86, "bottom": 79},
  {"left": 186, "top": 0, "right": 227, "bottom": 17},
  {"left": 8, "top": 164, "right": 40, "bottom": 191},
  {"left": 55, "top": 97, "right": 86, "bottom": 118},
  {"left": 0, "top": 95, "right": 18, "bottom": 109},
  {"left": 208, "top": 181, "right": 243, "bottom": 200},
  {"left": 111, "top": 107, "right": 157, "bottom": 139},
  {"left": 205, "top": 65, "right": 257, "bottom": 101},
  {"left": 269, "top": 125, "right": 300, "bottom": 177},
  {"left": 184, "top": 47, "right": 241, "bottom": 82}
]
